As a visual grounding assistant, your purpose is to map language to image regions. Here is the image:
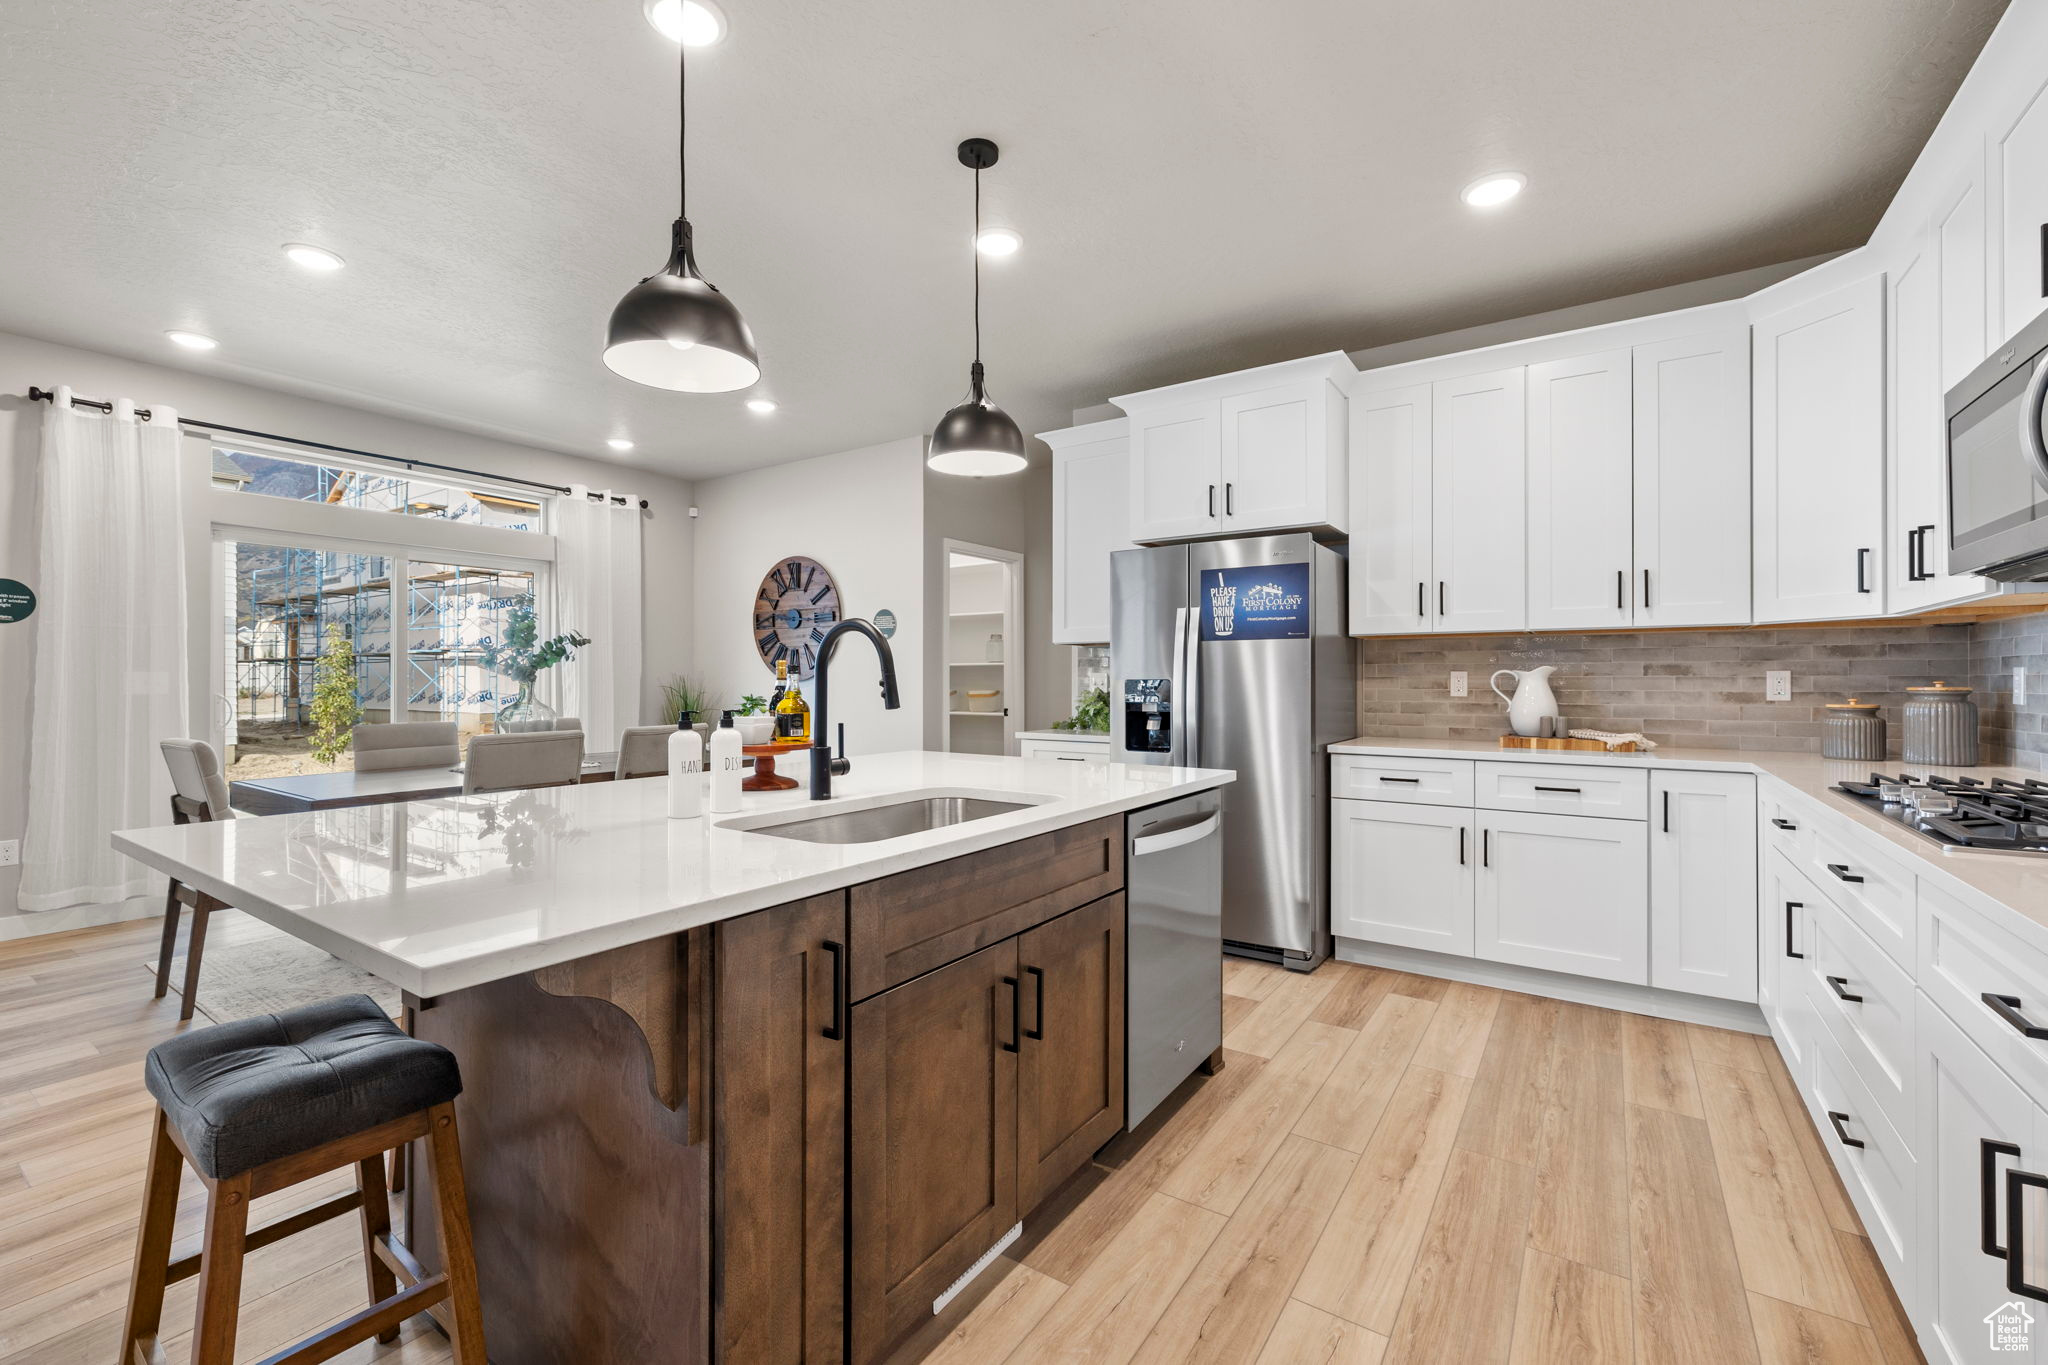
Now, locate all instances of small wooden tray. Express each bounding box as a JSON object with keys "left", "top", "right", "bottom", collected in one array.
[{"left": 1498, "top": 734, "right": 1638, "bottom": 753}]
